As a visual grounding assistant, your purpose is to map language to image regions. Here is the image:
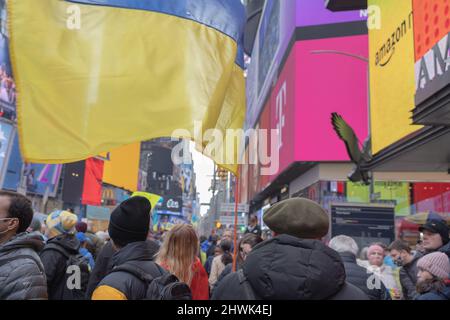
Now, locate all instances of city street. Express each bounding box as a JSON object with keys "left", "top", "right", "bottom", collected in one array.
[{"left": 0, "top": 0, "right": 449, "bottom": 308}]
